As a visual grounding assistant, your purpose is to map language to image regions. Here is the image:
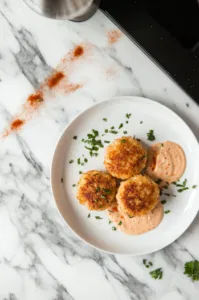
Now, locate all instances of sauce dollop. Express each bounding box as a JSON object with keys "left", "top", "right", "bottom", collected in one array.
[
  {"left": 108, "top": 202, "right": 163, "bottom": 235},
  {"left": 146, "top": 141, "right": 186, "bottom": 183}
]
